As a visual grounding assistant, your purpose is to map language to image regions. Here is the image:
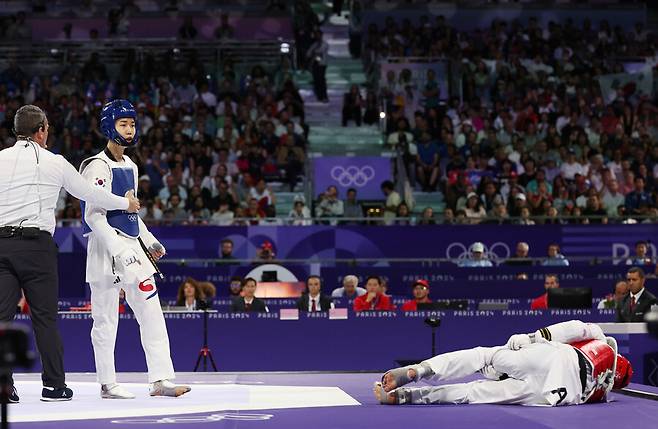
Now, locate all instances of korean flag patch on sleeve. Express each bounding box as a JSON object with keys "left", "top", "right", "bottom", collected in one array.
[{"left": 94, "top": 177, "right": 107, "bottom": 188}]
